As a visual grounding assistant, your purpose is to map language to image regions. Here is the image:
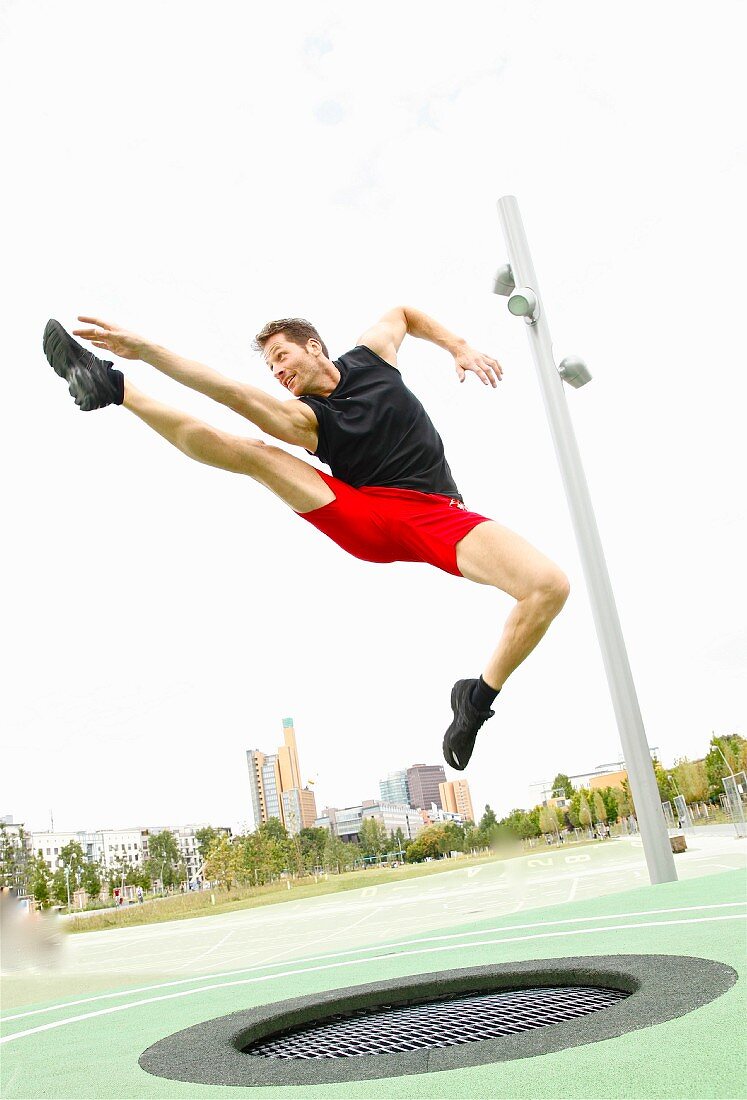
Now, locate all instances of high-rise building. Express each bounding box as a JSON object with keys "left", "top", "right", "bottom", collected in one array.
[
  {"left": 406, "top": 764, "right": 446, "bottom": 811},
  {"left": 247, "top": 718, "right": 317, "bottom": 835},
  {"left": 379, "top": 769, "right": 410, "bottom": 805},
  {"left": 438, "top": 779, "right": 475, "bottom": 823},
  {"left": 281, "top": 787, "right": 318, "bottom": 833}
]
